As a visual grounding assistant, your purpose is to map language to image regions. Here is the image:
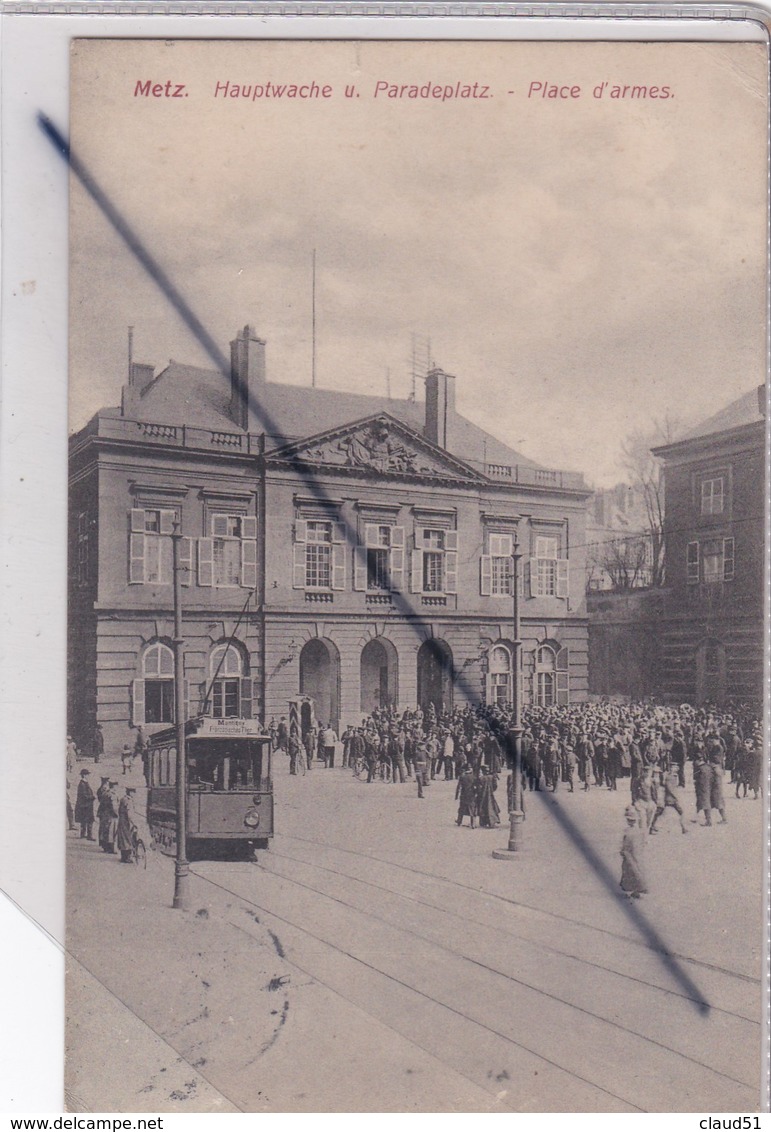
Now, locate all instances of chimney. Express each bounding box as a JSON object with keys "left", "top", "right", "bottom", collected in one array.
[
  {"left": 120, "top": 362, "right": 156, "bottom": 417},
  {"left": 425, "top": 366, "right": 456, "bottom": 449},
  {"left": 229, "top": 324, "right": 266, "bottom": 431}
]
